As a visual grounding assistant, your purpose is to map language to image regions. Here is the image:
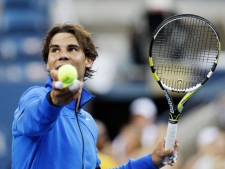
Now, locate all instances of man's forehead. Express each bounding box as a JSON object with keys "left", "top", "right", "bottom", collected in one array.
[
  {"left": 51, "top": 33, "right": 77, "bottom": 42},
  {"left": 50, "top": 33, "right": 79, "bottom": 46}
]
